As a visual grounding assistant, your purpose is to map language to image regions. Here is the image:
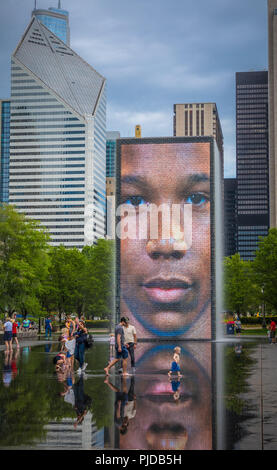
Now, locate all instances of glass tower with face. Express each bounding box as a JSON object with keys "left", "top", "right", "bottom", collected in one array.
[{"left": 116, "top": 137, "right": 219, "bottom": 340}]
